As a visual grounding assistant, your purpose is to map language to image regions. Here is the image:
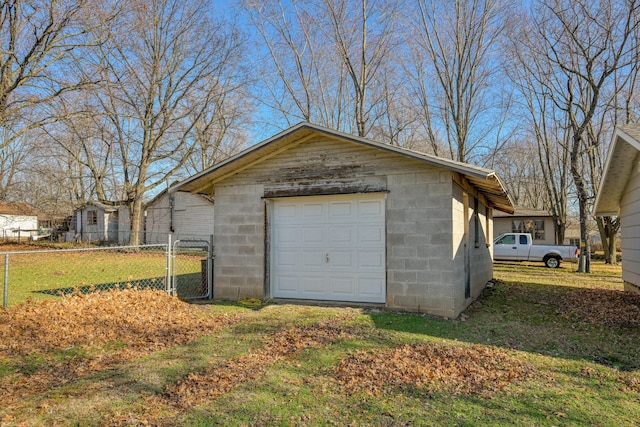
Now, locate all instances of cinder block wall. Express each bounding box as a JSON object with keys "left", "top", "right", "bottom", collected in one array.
[
  {"left": 385, "top": 170, "right": 455, "bottom": 317},
  {"left": 212, "top": 183, "right": 266, "bottom": 300}
]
